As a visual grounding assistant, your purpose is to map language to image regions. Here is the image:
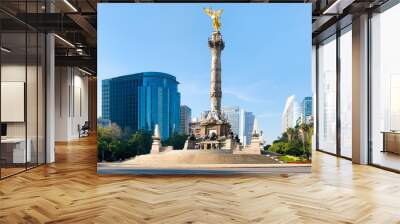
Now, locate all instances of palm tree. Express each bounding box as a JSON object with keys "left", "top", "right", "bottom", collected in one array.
[
  {"left": 299, "top": 123, "right": 310, "bottom": 158},
  {"left": 286, "top": 128, "right": 295, "bottom": 141},
  {"left": 299, "top": 124, "right": 305, "bottom": 142}
]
